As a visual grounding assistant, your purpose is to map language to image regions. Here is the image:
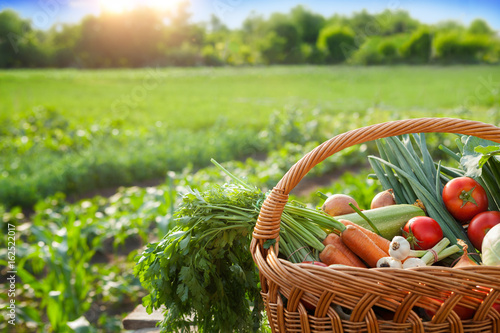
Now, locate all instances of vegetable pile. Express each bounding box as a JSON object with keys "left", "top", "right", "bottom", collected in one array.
[
  {"left": 369, "top": 134, "right": 500, "bottom": 265},
  {"left": 135, "top": 133, "right": 500, "bottom": 332}
]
